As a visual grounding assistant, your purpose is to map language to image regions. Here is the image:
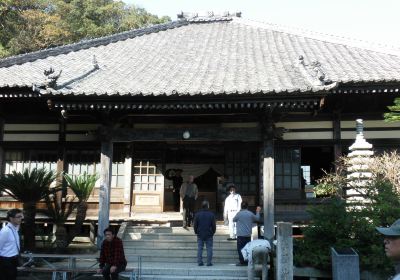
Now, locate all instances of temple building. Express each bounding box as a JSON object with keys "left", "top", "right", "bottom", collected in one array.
[{"left": 0, "top": 13, "right": 399, "bottom": 238}]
